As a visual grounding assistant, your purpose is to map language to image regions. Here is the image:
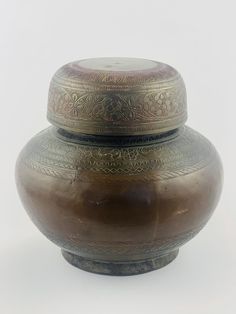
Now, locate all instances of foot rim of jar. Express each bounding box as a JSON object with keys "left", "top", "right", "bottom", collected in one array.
[{"left": 61, "top": 249, "right": 179, "bottom": 276}]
